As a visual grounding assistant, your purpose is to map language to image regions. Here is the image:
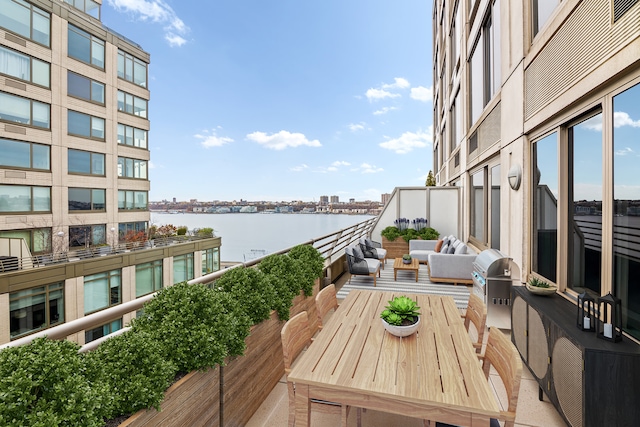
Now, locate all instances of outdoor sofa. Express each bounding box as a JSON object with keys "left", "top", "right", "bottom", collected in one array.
[{"left": 410, "top": 236, "right": 477, "bottom": 285}]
